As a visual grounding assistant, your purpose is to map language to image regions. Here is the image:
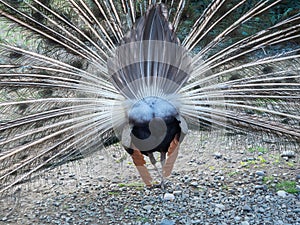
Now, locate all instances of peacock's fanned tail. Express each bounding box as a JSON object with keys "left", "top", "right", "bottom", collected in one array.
[{"left": 0, "top": 0, "right": 299, "bottom": 193}]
